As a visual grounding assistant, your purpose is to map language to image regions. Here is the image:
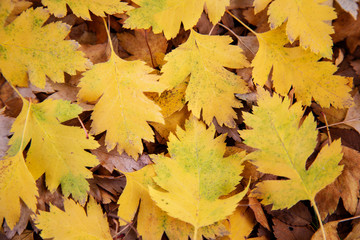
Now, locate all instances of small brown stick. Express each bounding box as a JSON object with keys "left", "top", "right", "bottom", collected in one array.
[
  {"left": 321, "top": 112, "right": 332, "bottom": 144},
  {"left": 77, "top": 116, "right": 89, "bottom": 139}
]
